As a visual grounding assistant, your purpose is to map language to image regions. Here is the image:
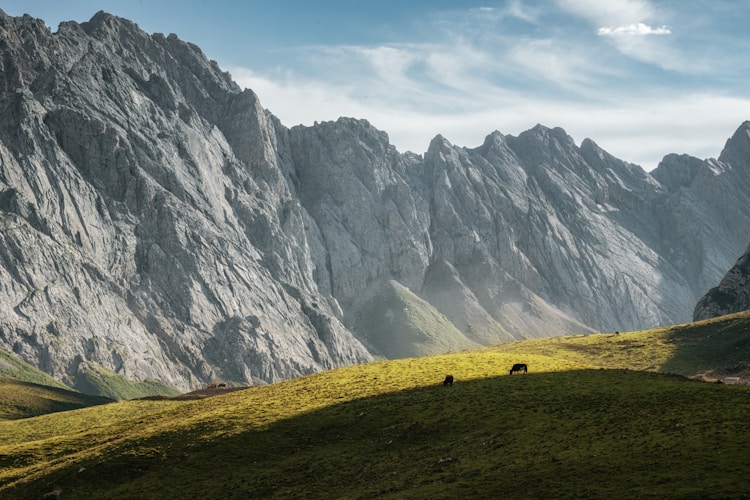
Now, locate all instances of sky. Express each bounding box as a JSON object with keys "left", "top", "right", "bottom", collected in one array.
[{"left": 3, "top": 1, "right": 750, "bottom": 171}]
